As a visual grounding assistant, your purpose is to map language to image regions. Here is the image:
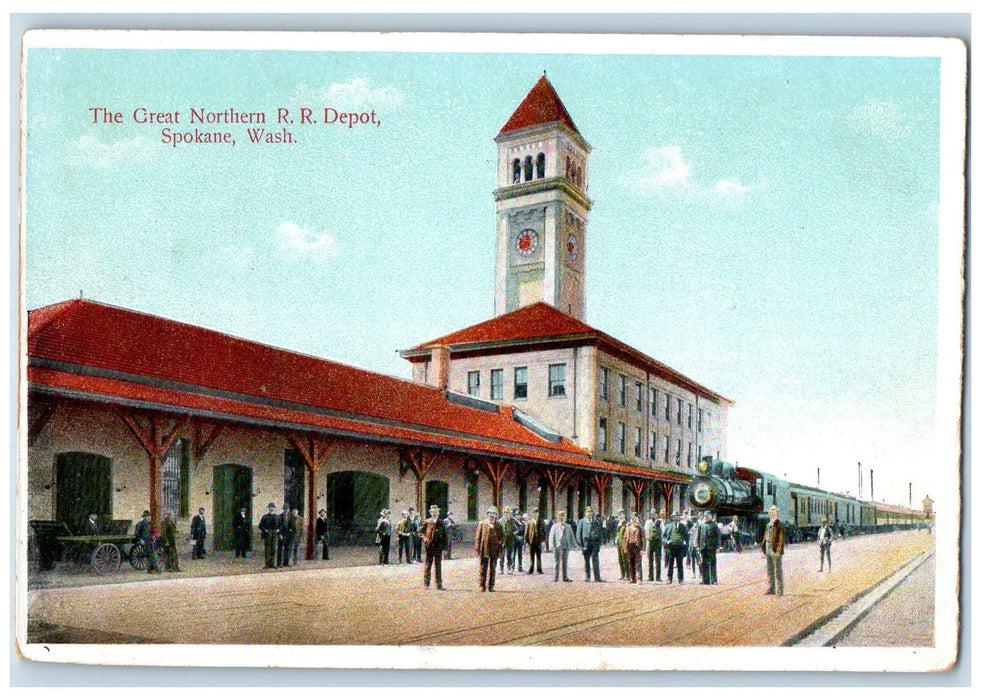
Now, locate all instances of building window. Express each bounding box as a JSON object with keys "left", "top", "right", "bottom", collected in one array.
[
  {"left": 634, "top": 427, "right": 642, "bottom": 458},
  {"left": 467, "top": 471, "right": 479, "bottom": 521},
  {"left": 514, "top": 366, "right": 528, "bottom": 399},
  {"left": 512, "top": 159, "right": 521, "bottom": 184},
  {"left": 687, "top": 442, "right": 693, "bottom": 469},
  {"left": 536, "top": 152, "right": 546, "bottom": 179},
  {"left": 636, "top": 382, "right": 644, "bottom": 412},
  {"left": 598, "top": 417, "right": 608, "bottom": 451},
  {"left": 548, "top": 363, "right": 566, "bottom": 397},
  {"left": 617, "top": 422, "right": 626, "bottom": 454},
  {"left": 523, "top": 155, "right": 533, "bottom": 182},
  {"left": 650, "top": 387, "right": 657, "bottom": 417},
  {"left": 664, "top": 435, "right": 670, "bottom": 462},
  {"left": 698, "top": 408, "right": 703, "bottom": 433},
  {"left": 676, "top": 439, "right": 682, "bottom": 466},
  {"left": 688, "top": 403, "right": 693, "bottom": 429},
  {"left": 467, "top": 371, "right": 480, "bottom": 396},
  {"left": 599, "top": 367, "right": 609, "bottom": 401},
  {"left": 618, "top": 374, "right": 627, "bottom": 407},
  {"left": 490, "top": 368, "right": 503, "bottom": 400},
  {"left": 649, "top": 432, "right": 657, "bottom": 461},
  {"left": 677, "top": 398, "right": 683, "bottom": 426},
  {"left": 665, "top": 394, "right": 671, "bottom": 421}
]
